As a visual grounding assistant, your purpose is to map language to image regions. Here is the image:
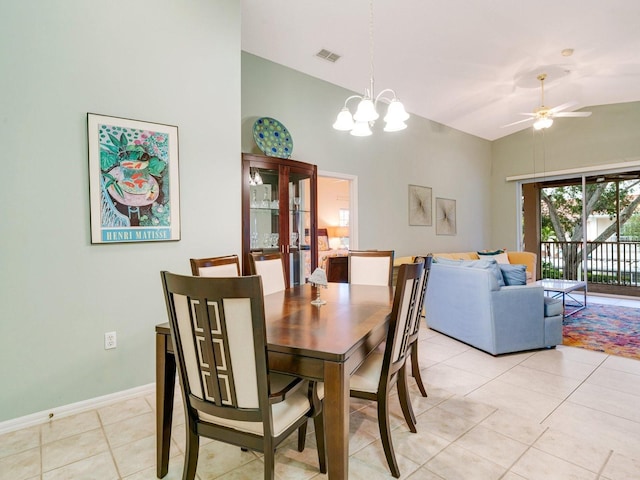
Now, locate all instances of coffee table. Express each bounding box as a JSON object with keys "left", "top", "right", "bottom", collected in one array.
[{"left": 534, "top": 279, "right": 587, "bottom": 317}]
